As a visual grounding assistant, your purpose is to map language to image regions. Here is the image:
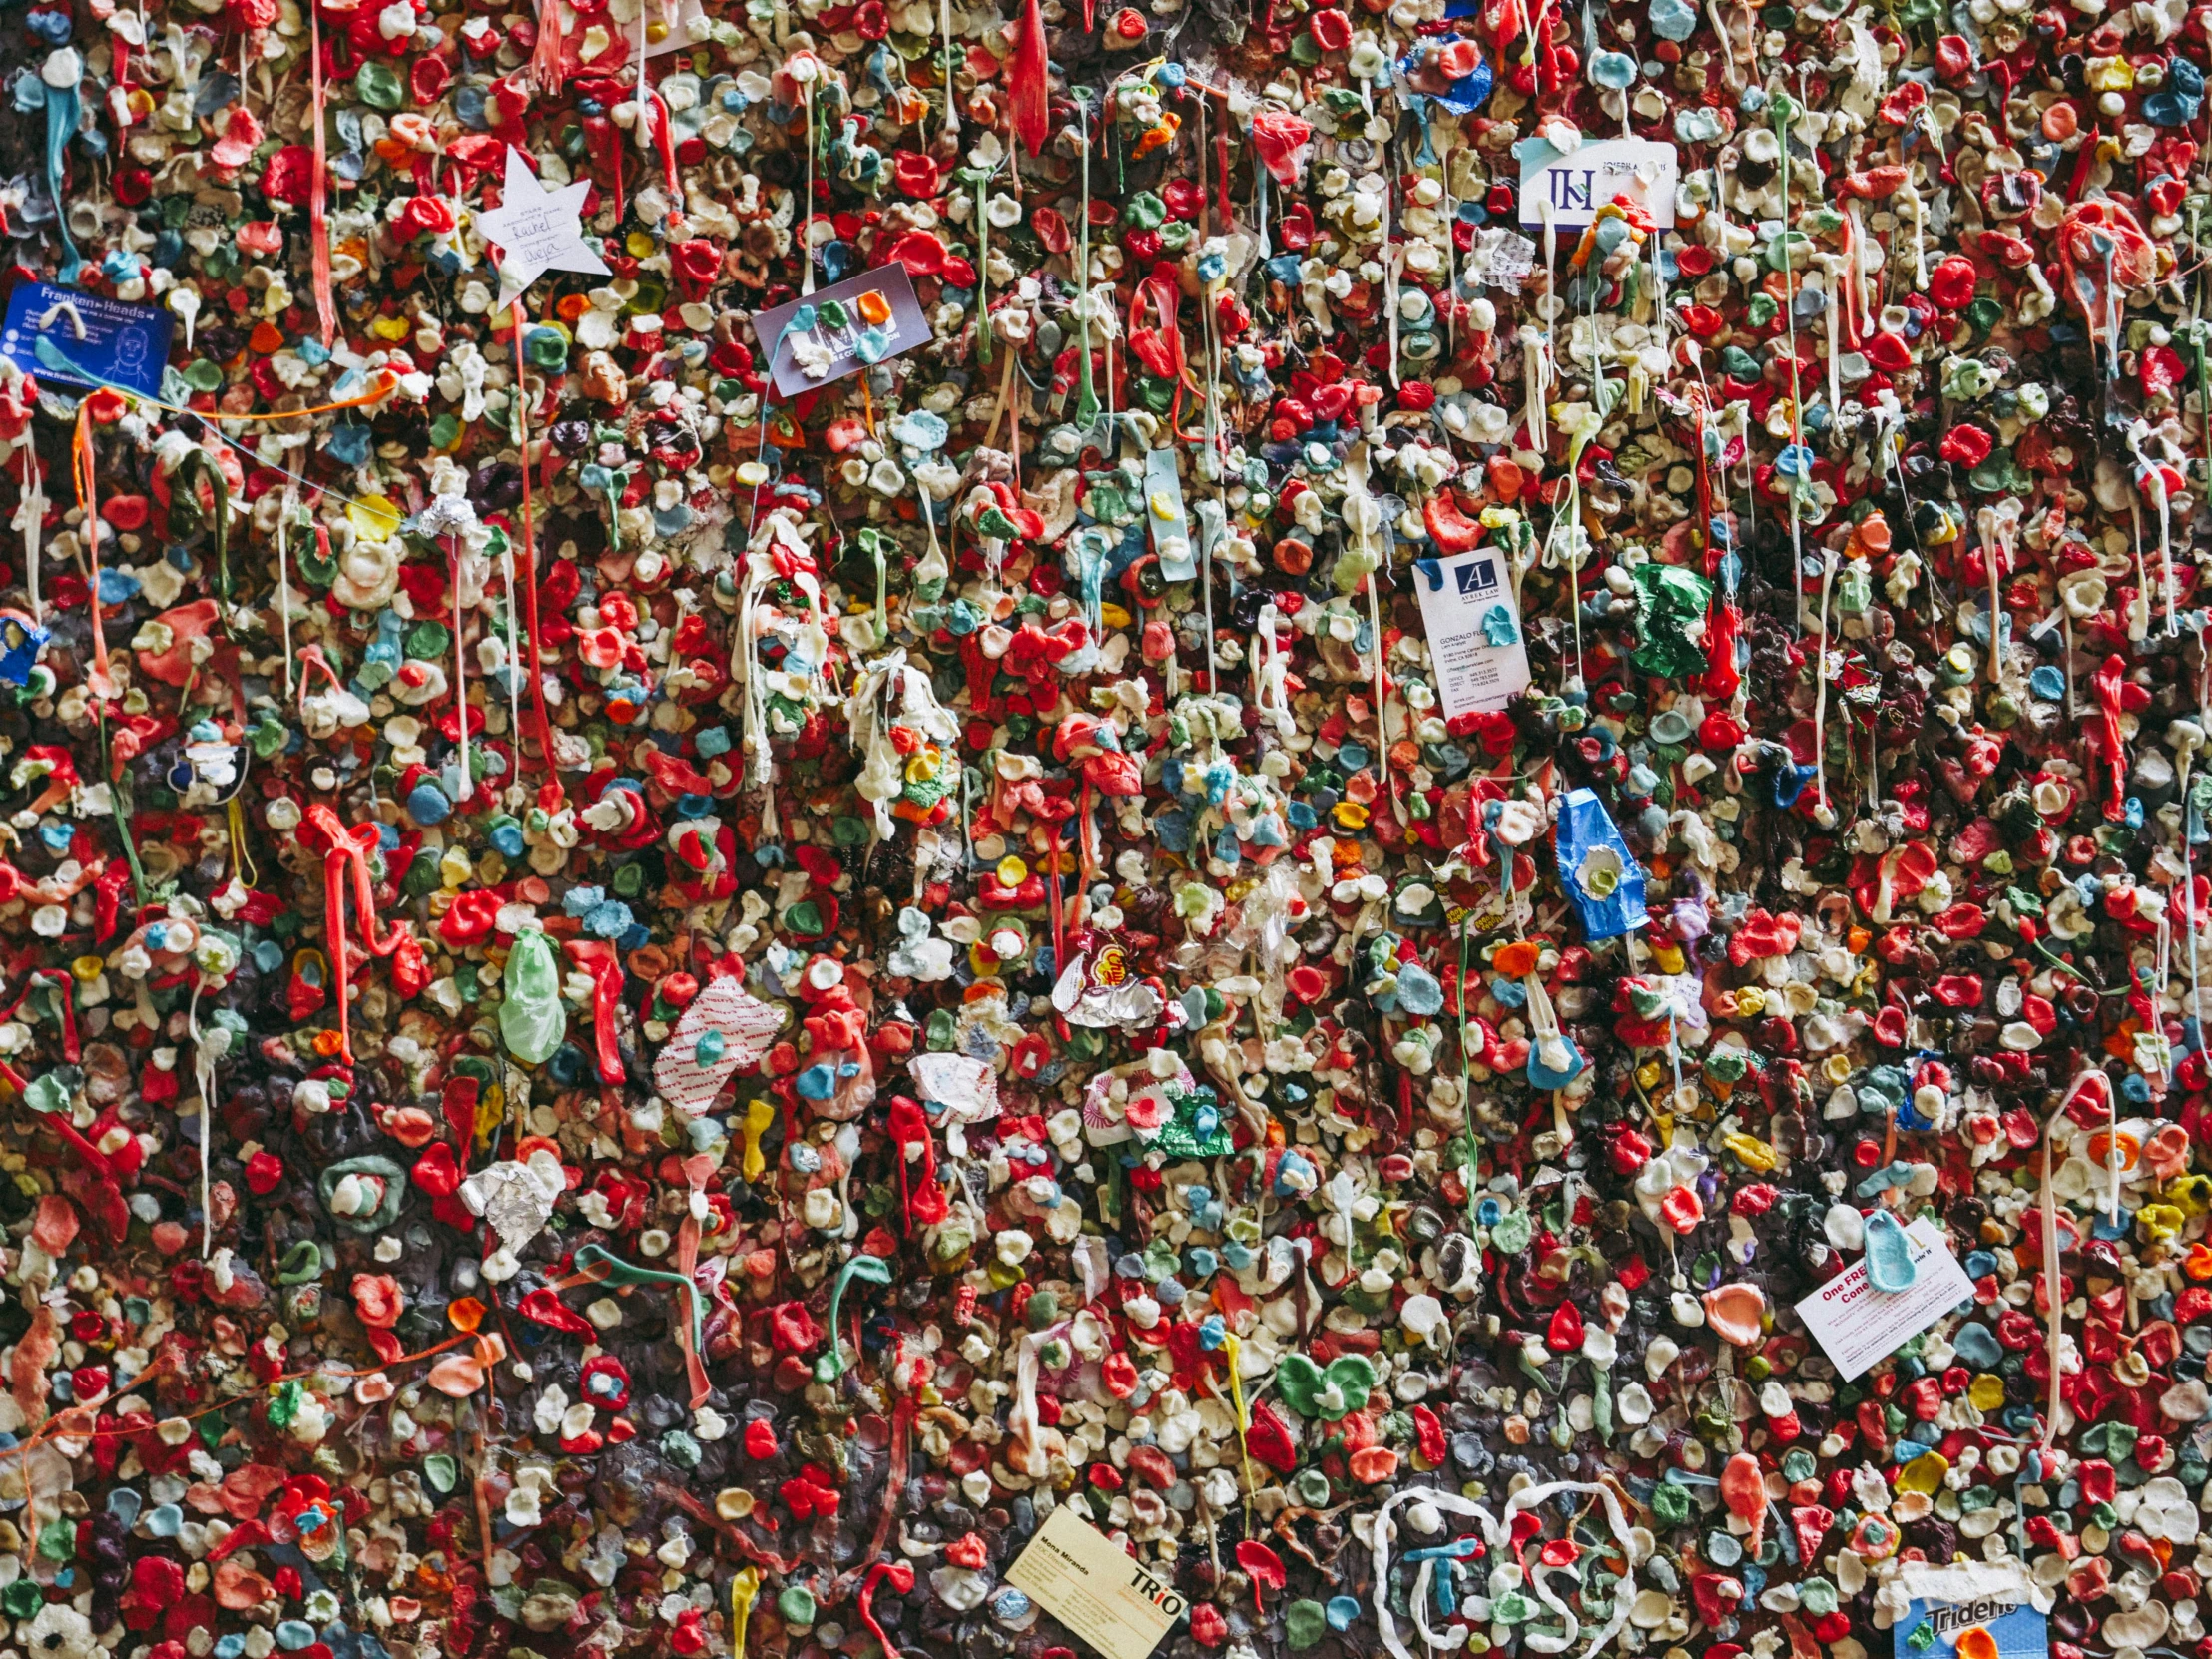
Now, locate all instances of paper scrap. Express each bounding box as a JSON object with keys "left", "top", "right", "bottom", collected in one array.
[
  {"left": 1794, "top": 1217, "right": 1976, "bottom": 1382},
  {"left": 1518, "top": 137, "right": 1679, "bottom": 231},
  {"left": 1145, "top": 448, "right": 1195, "bottom": 581},
  {"left": 476, "top": 145, "right": 612, "bottom": 309},
  {"left": 654, "top": 977, "right": 785, "bottom": 1111},
  {"left": 642, "top": 0, "right": 711, "bottom": 54},
  {"left": 1476, "top": 229, "right": 1537, "bottom": 291},
  {"left": 907, "top": 1051, "right": 1001, "bottom": 1122},
  {"left": 1413, "top": 548, "right": 1533, "bottom": 719},
  {"left": 1007, "top": 1506, "right": 1186, "bottom": 1659},
  {"left": 1894, "top": 1561, "right": 2042, "bottom": 1610},
  {"left": 751, "top": 266, "right": 932, "bottom": 399}
]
